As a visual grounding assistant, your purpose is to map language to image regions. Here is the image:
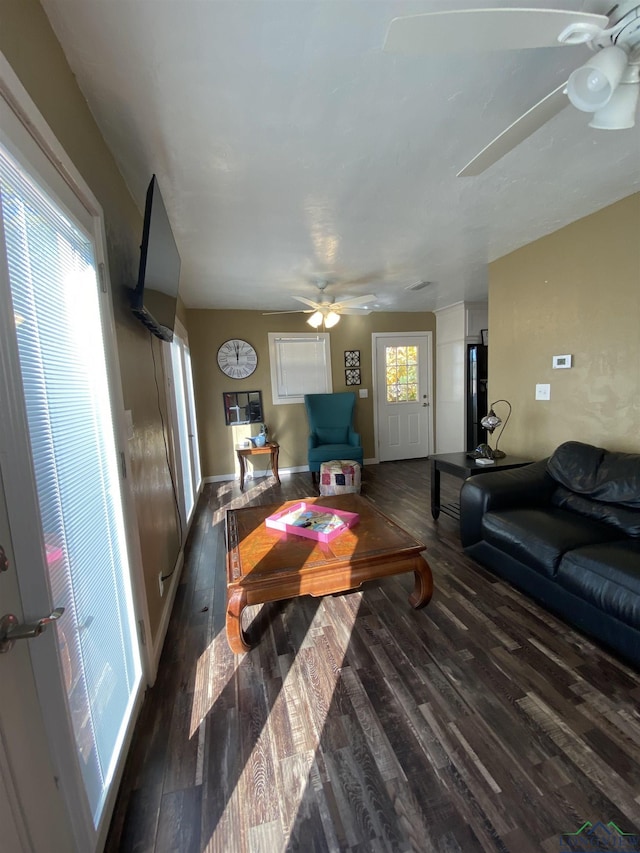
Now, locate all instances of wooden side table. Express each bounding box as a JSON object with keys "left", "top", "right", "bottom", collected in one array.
[{"left": 236, "top": 441, "right": 280, "bottom": 492}]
